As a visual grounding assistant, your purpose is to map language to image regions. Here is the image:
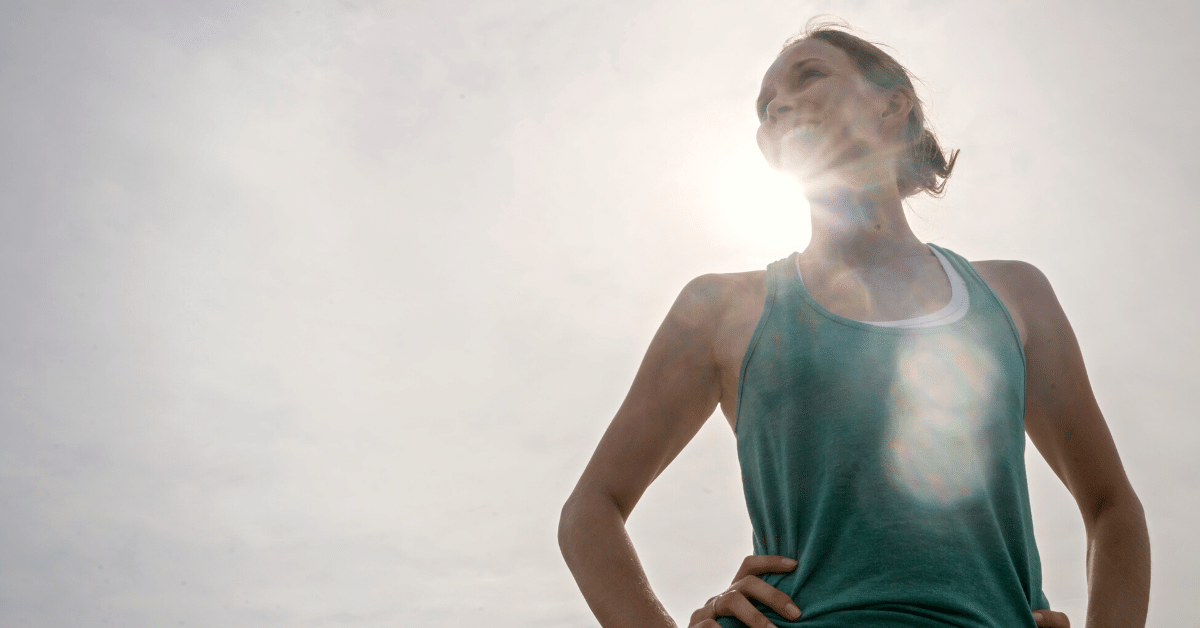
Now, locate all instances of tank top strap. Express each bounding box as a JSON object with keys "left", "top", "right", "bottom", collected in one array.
[
  {"left": 735, "top": 257, "right": 786, "bottom": 426},
  {"left": 927, "top": 243, "right": 1025, "bottom": 358}
]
